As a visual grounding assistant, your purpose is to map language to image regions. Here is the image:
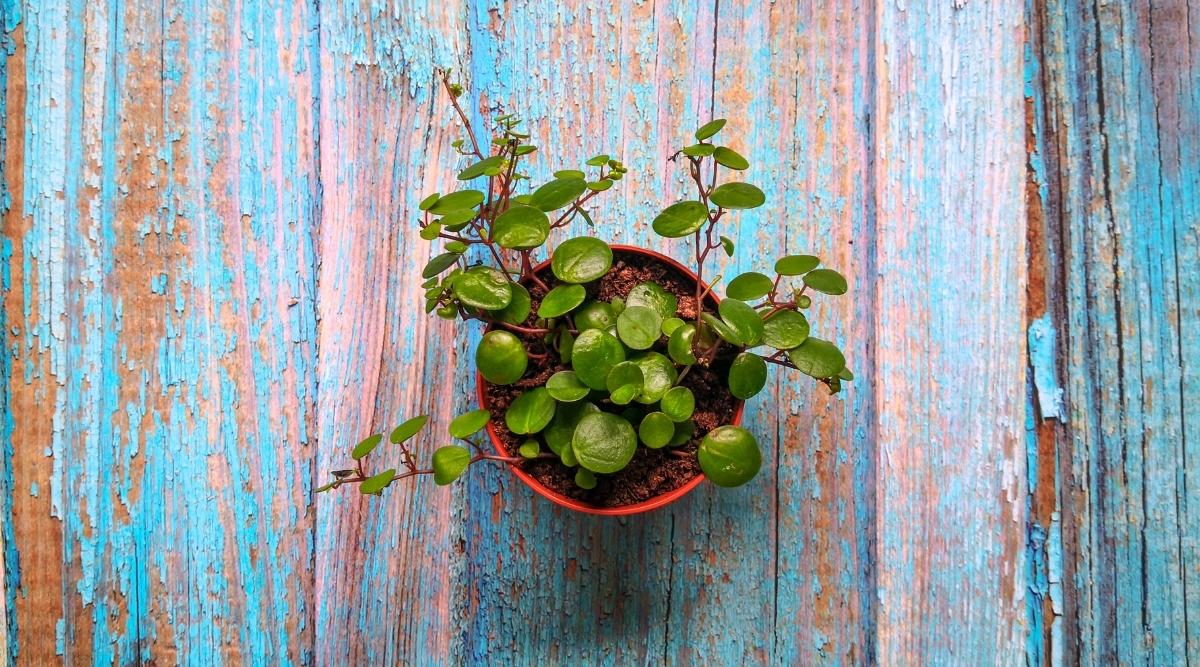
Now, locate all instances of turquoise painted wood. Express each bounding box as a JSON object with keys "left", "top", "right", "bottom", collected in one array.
[{"left": 1, "top": 0, "right": 1195, "bottom": 665}]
